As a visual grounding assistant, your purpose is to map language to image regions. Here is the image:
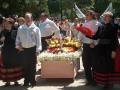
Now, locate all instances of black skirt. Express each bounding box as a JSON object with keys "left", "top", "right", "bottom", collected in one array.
[
  {"left": 1, "top": 47, "right": 21, "bottom": 68},
  {"left": 0, "top": 49, "right": 23, "bottom": 82},
  {"left": 93, "top": 45, "right": 114, "bottom": 85}
]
